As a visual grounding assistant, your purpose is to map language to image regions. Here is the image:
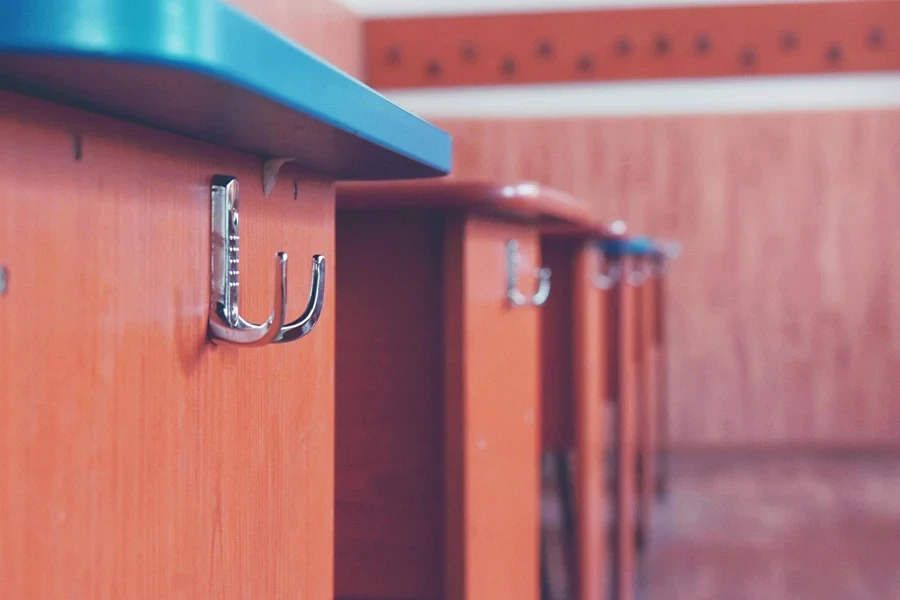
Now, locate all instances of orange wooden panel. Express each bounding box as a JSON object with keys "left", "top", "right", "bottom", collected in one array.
[
  {"left": 436, "top": 112, "right": 900, "bottom": 449},
  {"left": 539, "top": 237, "right": 608, "bottom": 600},
  {"left": 0, "top": 92, "right": 335, "bottom": 598},
  {"left": 445, "top": 215, "right": 541, "bottom": 600},
  {"left": 366, "top": 1, "right": 900, "bottom": 89},
  {"left": 572, "top": 246, "right": 607, "bottom": 600},
  {"left": 334, "top": 211, "right": 445, "bottom": 600}
]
